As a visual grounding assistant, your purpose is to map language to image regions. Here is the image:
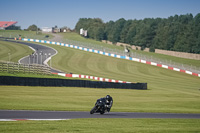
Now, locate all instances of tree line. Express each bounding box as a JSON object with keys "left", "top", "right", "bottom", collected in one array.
[{"left": 75, "top": 13, "right": 200, "bottom": 54}]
